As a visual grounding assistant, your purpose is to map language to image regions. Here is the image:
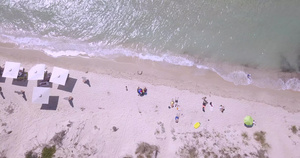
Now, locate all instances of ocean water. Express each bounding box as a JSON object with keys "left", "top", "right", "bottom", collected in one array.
[{"left": 0, "top": 0, "right": 300, "bottom": 91}]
